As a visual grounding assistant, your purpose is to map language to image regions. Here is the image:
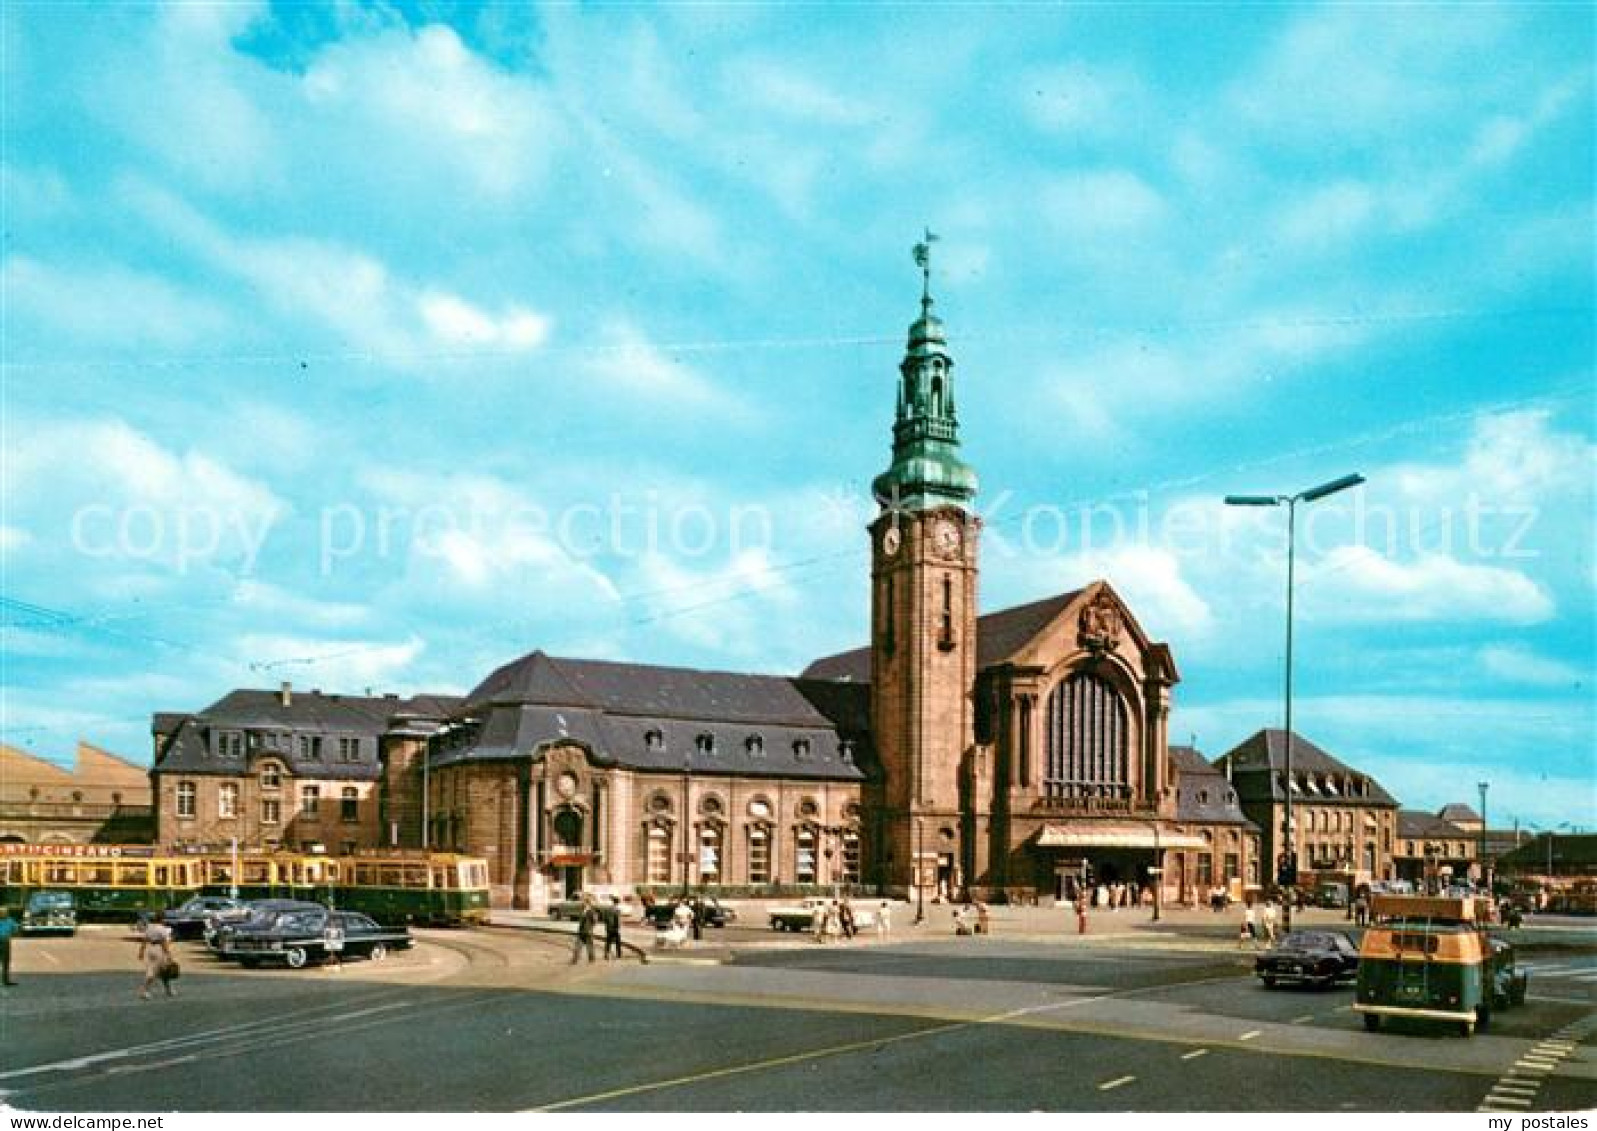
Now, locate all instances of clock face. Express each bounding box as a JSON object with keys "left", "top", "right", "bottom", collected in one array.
[
  {"left": 932, "top": 519, "right": 962, "bottom": 558},
  {"left": 882, "top": 527, "right": 902, "bottom": 556}
]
